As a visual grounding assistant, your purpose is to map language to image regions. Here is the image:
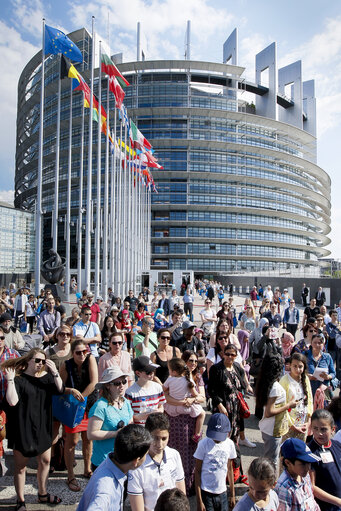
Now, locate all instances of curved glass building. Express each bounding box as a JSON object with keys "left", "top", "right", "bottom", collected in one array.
[{"left": 15, "top": 28, "right": 331, "bottom": 277}]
